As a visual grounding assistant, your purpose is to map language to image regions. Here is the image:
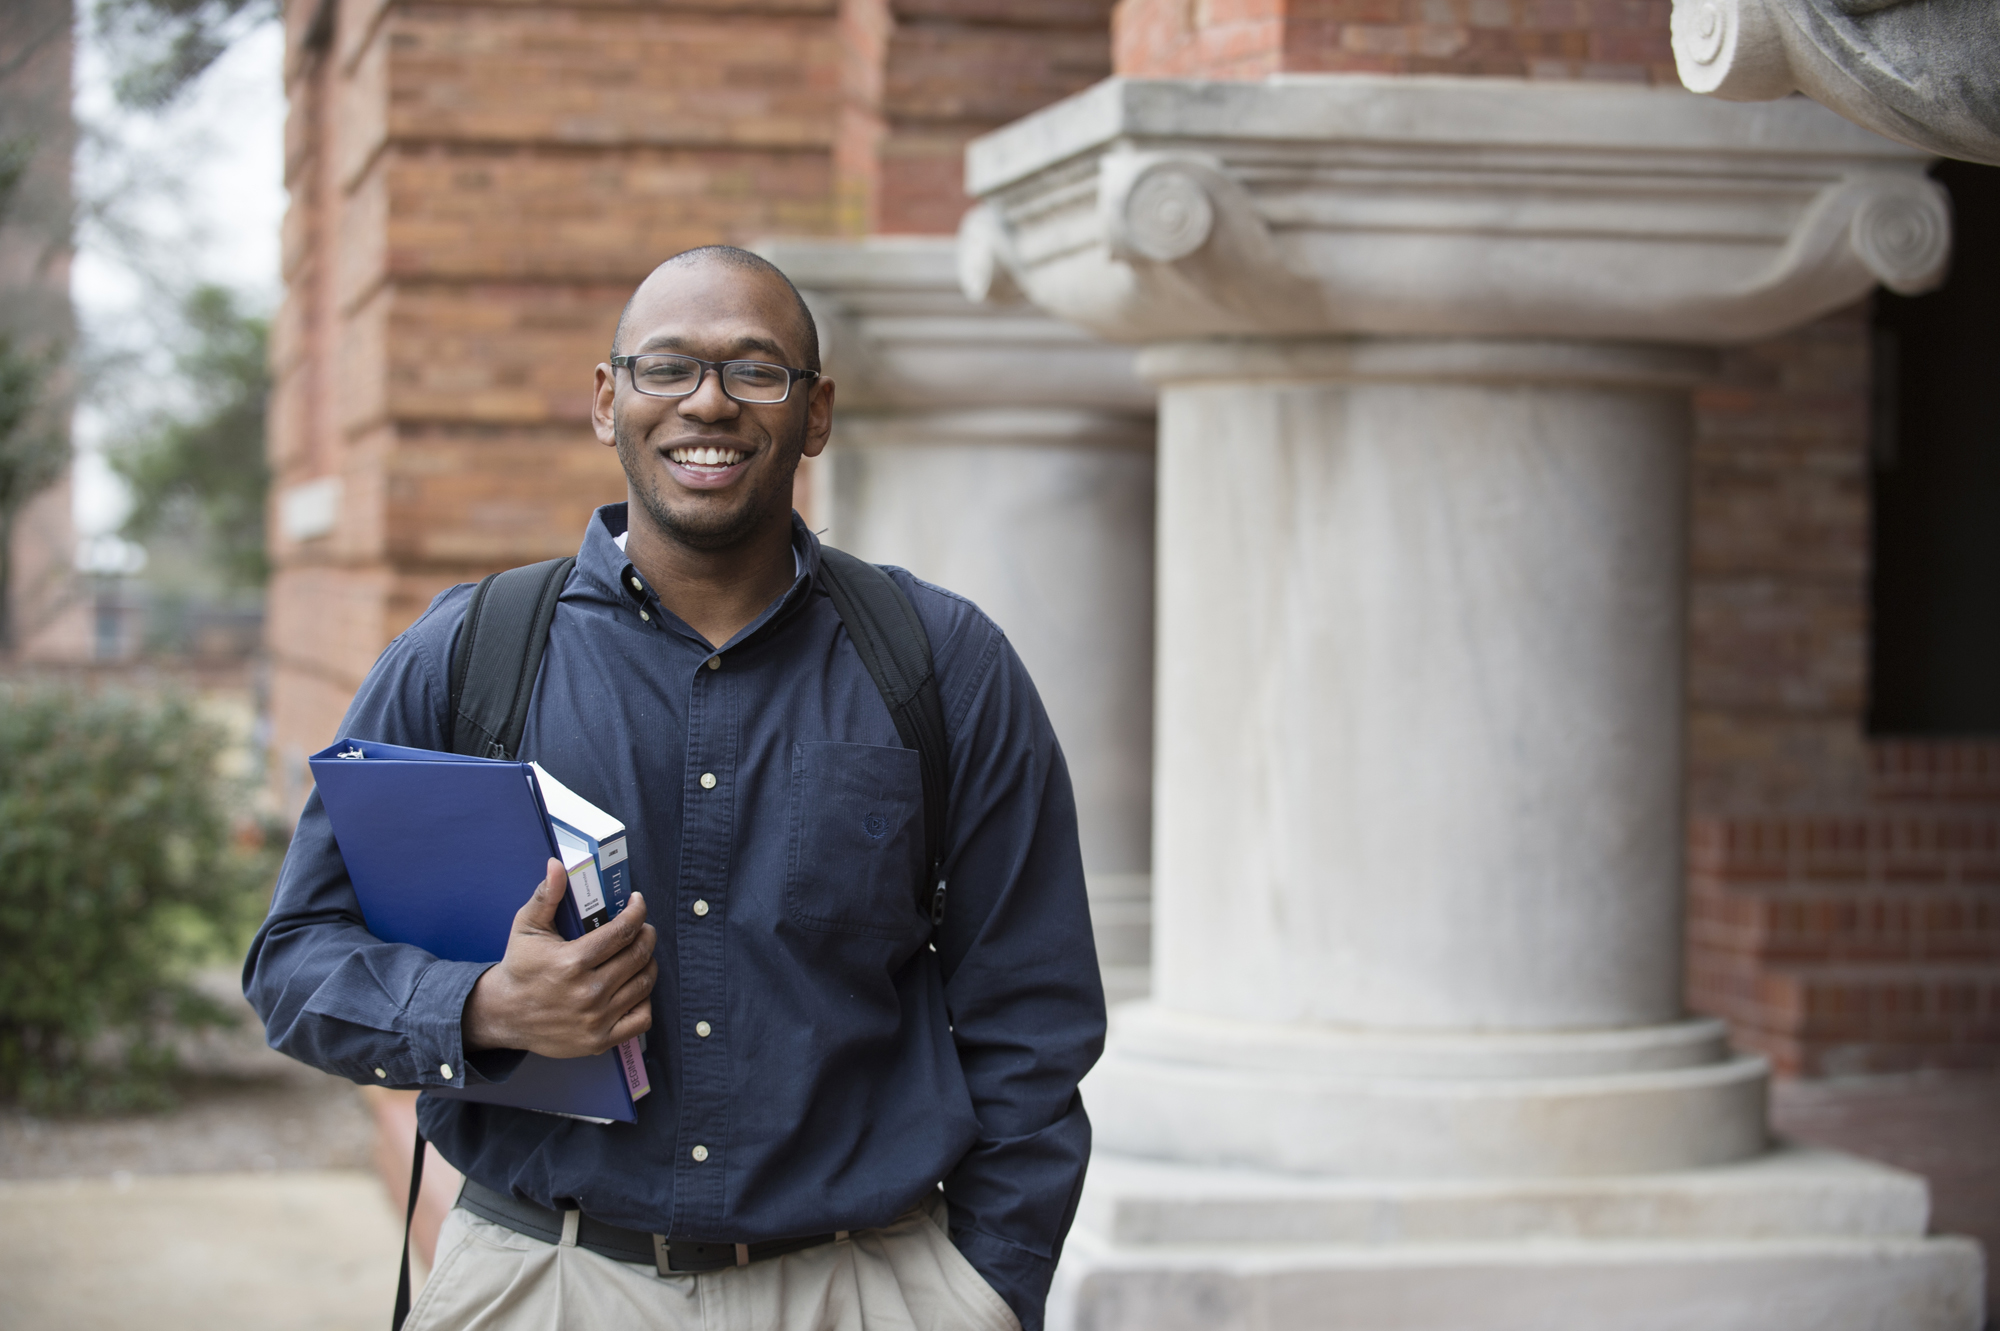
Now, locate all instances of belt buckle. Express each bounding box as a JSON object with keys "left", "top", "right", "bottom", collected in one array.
[{"left": 652, "top": 1234, "right": 672, "bottom": 1277}]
